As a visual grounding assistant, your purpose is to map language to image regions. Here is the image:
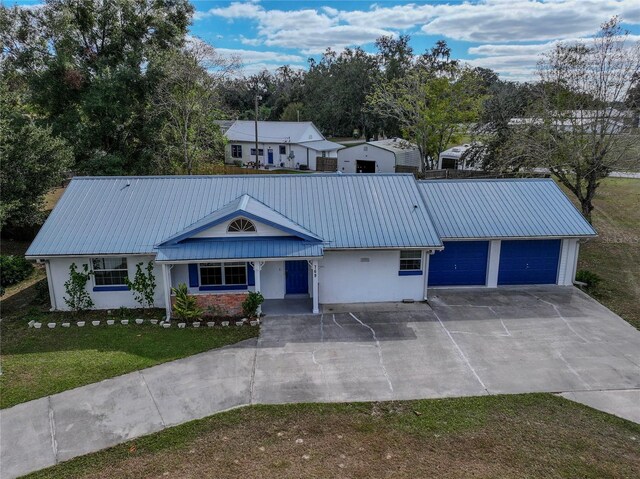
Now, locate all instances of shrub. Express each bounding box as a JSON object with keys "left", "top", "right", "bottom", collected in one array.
[
  {"left": 575, "top": 270, "right": 602, "bottom": 289},
  {"left": 125, "top": 261, "right": 156, "bottom": 313},
  {"left": 63, "top": 263, "right": 94, "bottom": 312},
  {"left": 242, "top": 291, "right": 264, "bottom": 318},
  {"left": 0, "top": 255, "right": 34, "bottom": 291},
  {"left": 233, "top": 160, "right": 243, "bottom": 167},
  {"left": 117, "top": 306, "right": 133, "bottom": 319},
  {"left": 172, "top": 283, "right": 202, "bottom": 321}
]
